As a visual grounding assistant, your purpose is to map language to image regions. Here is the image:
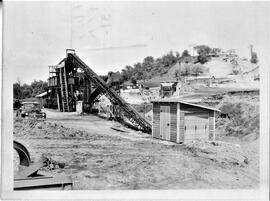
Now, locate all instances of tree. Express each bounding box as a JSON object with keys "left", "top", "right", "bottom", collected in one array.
[
  {"left": 133, "top": 62, "right": 146, "bottom": 80},
  {"left": 194, "top": 45, "right": 212, "bottom": 64},
  {"left": 119, "top": 50, "right": 188, "bottom": 82},
  {"left": 181, "top": 50, "right": 190, "bottom": 58},
  {"left": 250, "top": 52, "right": 258, "bottom": 64},
  {"left": 191, "top": 64, "right": 205, "bottom": 76},
  {"left": 142, "top": 56, "right": 154, "bottom": 73},
  {"left": 175, "top": 63, "right": 206, "bottom": 76},
  {"left": 143, "top": 56, "right": 154, "bottom": 64},
  {"left": 211, "top": 48, "right": 222, "bottom": 56},
  {"left": 249, "top": 44, "right": 258, "bottom": 64},
  {"left": 175, "top": 51, "right": 180, "bottom": 60},
  {"left": 161, "top": 51, "right": 178, "bottom": 67},
  {"left": 179, "top": 63, "right": 192, "bottom": 76},
  {"left": 121, "top": 69, "right": 128, "bottom": 81},
  {"left": 31, "top": 80, "right": 48, "bottom": 97},
  {"left": 13, "top": 79, "right": 48, "bottom": 99},
  {"left": 131, "top": 77, "right": 137, "bottom": 86},
  {"left": 13, "top": 82, "right": 22, "bottom": 99},
  {"left": 174, "top": 69, "right": 180, "bottom": 78},
  {"left": 21, "top": 85, "right": 32, "bottom": 98},
  {"left": 121, "top": 65, "right": 134, "bottom": 81}
]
